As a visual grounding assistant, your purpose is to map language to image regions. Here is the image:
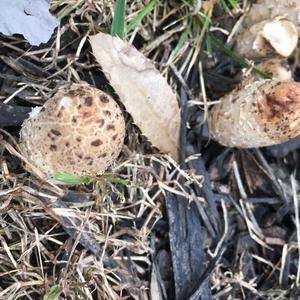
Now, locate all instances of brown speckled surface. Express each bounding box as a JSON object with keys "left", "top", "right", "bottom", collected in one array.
[
  {"left": 208, "top": 80, "right": 300, "bottom": 148},
  {"left": 19, "top": 83, "right": 125, "bottom": 176}
]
